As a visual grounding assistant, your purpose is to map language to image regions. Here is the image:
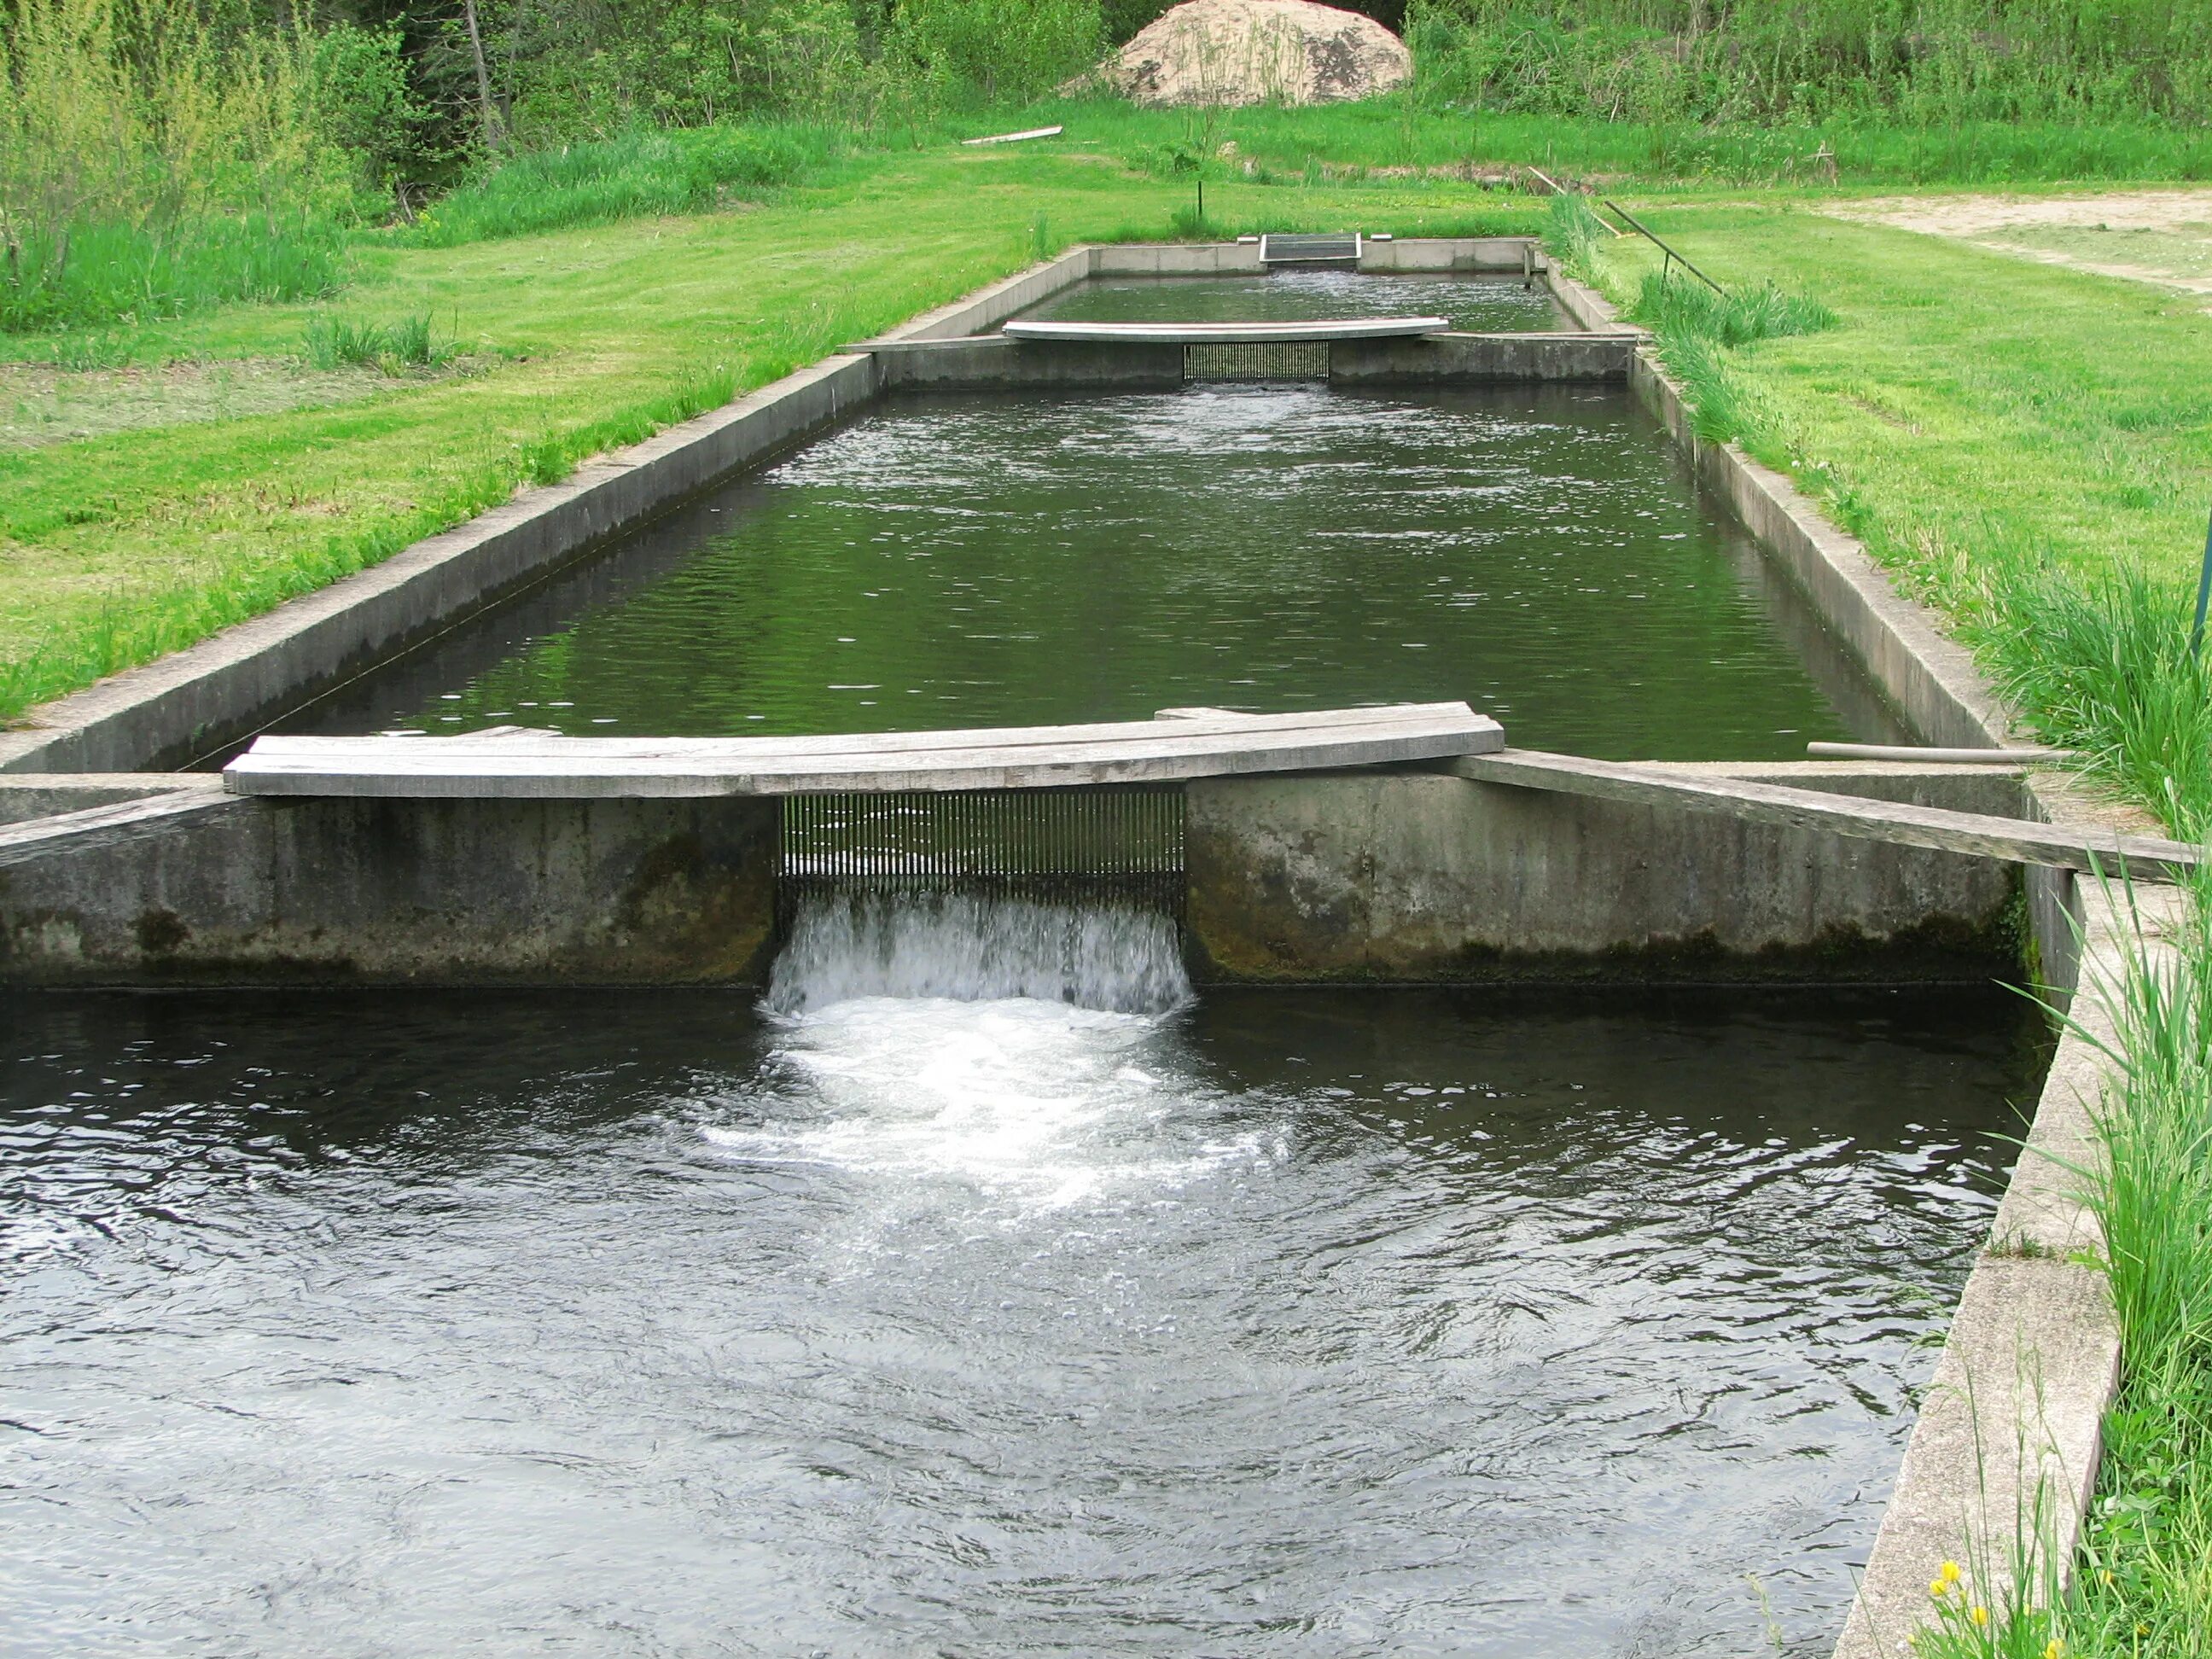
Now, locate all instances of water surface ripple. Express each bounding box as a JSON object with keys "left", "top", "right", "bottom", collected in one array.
[
  {"left": 287, "top": 385, "right": 1903, "bottom": 758},
  {"left": 2, "top": 988, "right": 2036, "bottom": 1656}
]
